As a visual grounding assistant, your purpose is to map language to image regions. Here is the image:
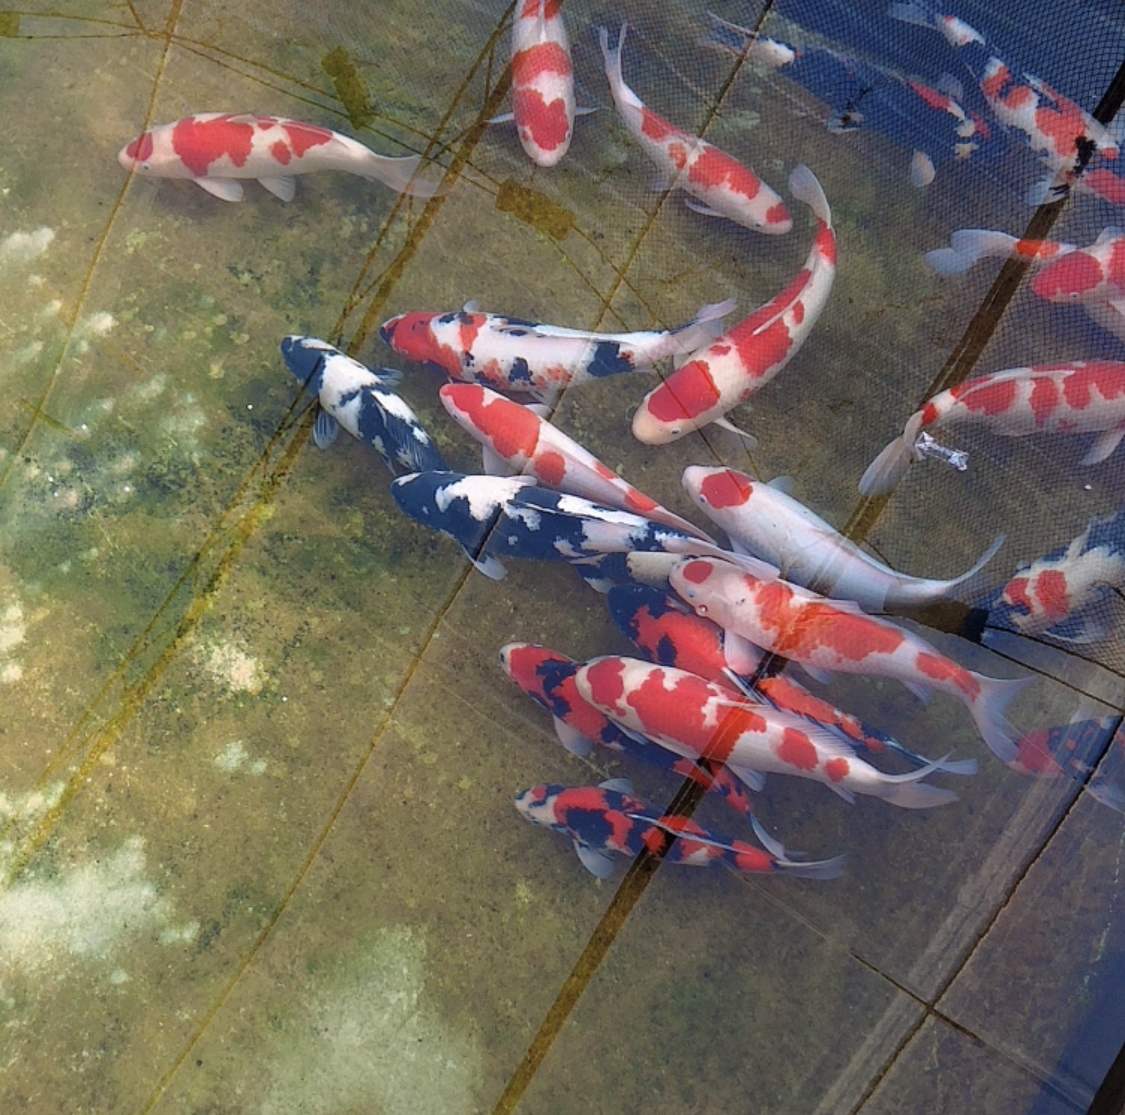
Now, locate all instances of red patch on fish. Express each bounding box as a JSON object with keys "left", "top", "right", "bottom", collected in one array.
[
  {"left": 1035, "top": 569, "right": 1070, "bottom": 620},
  {"left": 646, "top": 360, "right": 722, "bottom": 421},
  {"left": 1062, "top": 363, "right": 1125, "bottom": 409},
  {"left": 515, "top": 91, "right": 571, "bottom": 152},
  {"left": 270, "top": 140, "right": 291, "bottom": 165},
  {"left": 699, "top": 469, "right": 753, "bottom": 509},
  {"left": 687, "top": 147, "right": 761, "bottom": 200},
  {"left": 512, "top": 41, "right": 571, "bottom": 83},
  {"left": 535, "top": 449, "right": 567, "bottom": 486},
  {"left": 1032, "top": 252, "right": 1101, "bottom": 299},
  {"left": 172, "top": 115, "right": 255, "bottom": 177},
  {"left": 640, "top": 107, "right": 677, "bottom": 143},
  {"left": 1029, "top": 376, "right": 1060, "bottom": 425},
  {"left": 915, "top": 652, "right": 980, "bottom": 701},
  {"left": 680, "top": 560, "right": 714, "bottom": 585},
  {"left": 124, "top": 131, "right": 154, "bottom": 163},
  {"left": 958, "top": 377, "right": 1018, "bottom": 416},
  {"left": 283, "top": 121, "right": 334, "bottom": 158},
  {"left": 824, "top": 757, "right": 849, "bottom": 783},
  {"left": 582, "top": 657, "right": 628, "bottom": 714},
  {"left": 777, "top": 728, "right": 818, "bottom": 771}
]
